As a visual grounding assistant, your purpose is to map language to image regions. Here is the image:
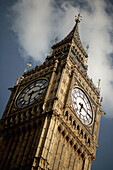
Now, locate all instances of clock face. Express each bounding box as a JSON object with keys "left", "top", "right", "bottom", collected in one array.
[
  {"left": 16, "top": 79, "right": 48, "bottom": 108},
  {"left": 72, "top": 87, "right": 93, "bottom": 125}
]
